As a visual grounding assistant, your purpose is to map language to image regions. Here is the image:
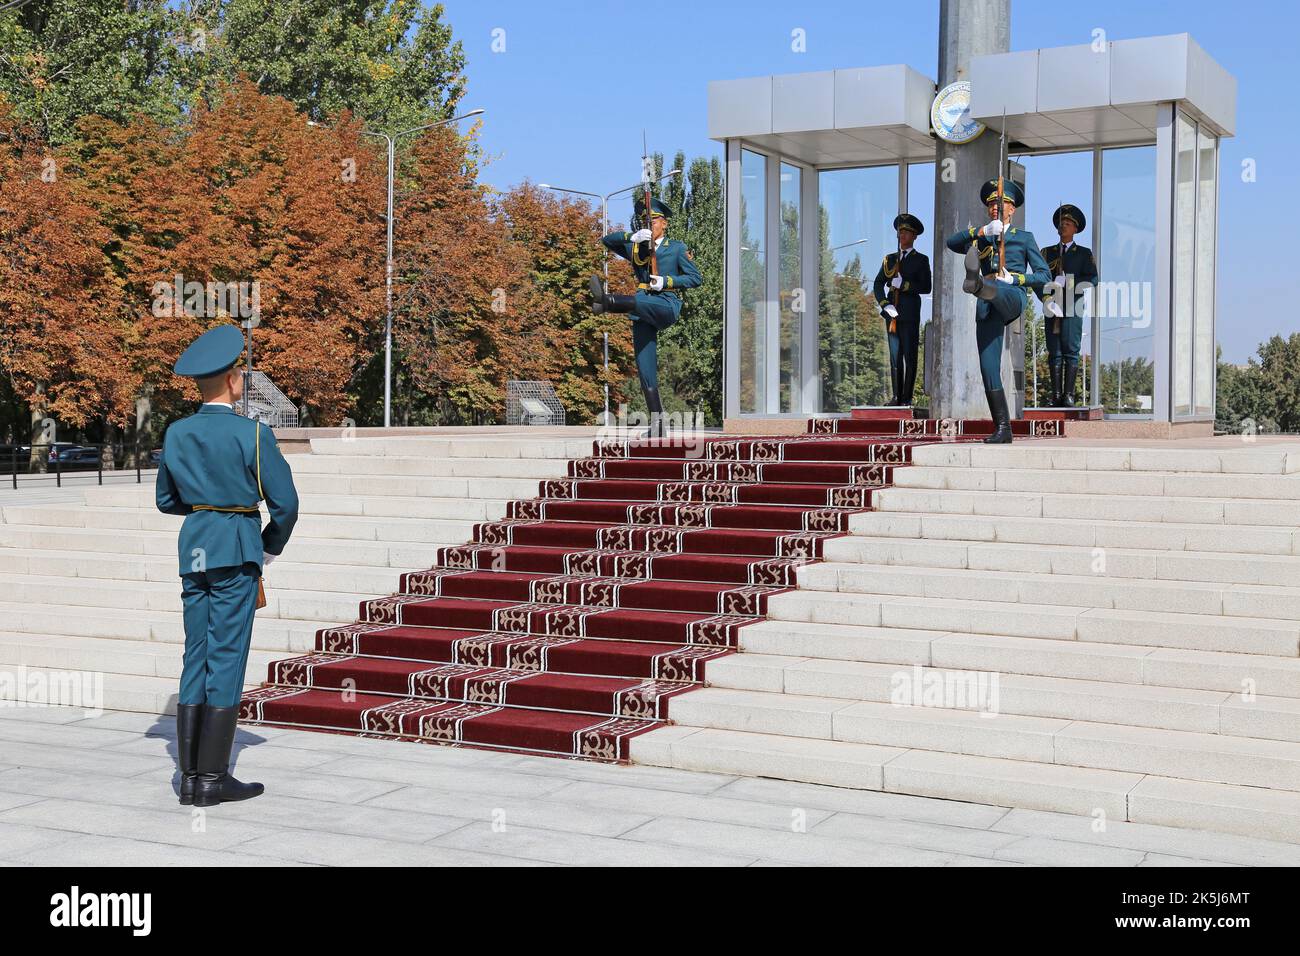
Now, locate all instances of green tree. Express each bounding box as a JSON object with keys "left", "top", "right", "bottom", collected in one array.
[
  {"left": 197, "top": 0, "right": 466, "bottom": 131},
  {"left": 0, "top": 1, "right": 466, "bottom": 144},
  {"left": 610, "top": 150, "right": 724, "bottom": 424},
  {"left": 662, "top": 153, "right": 723, "bottom": 423},
  {"left": 818, "top": 205, "right": 888, "bottom": 411},
  {"left": 0, "top": 0, "right": 190, "bottom": 144}
]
